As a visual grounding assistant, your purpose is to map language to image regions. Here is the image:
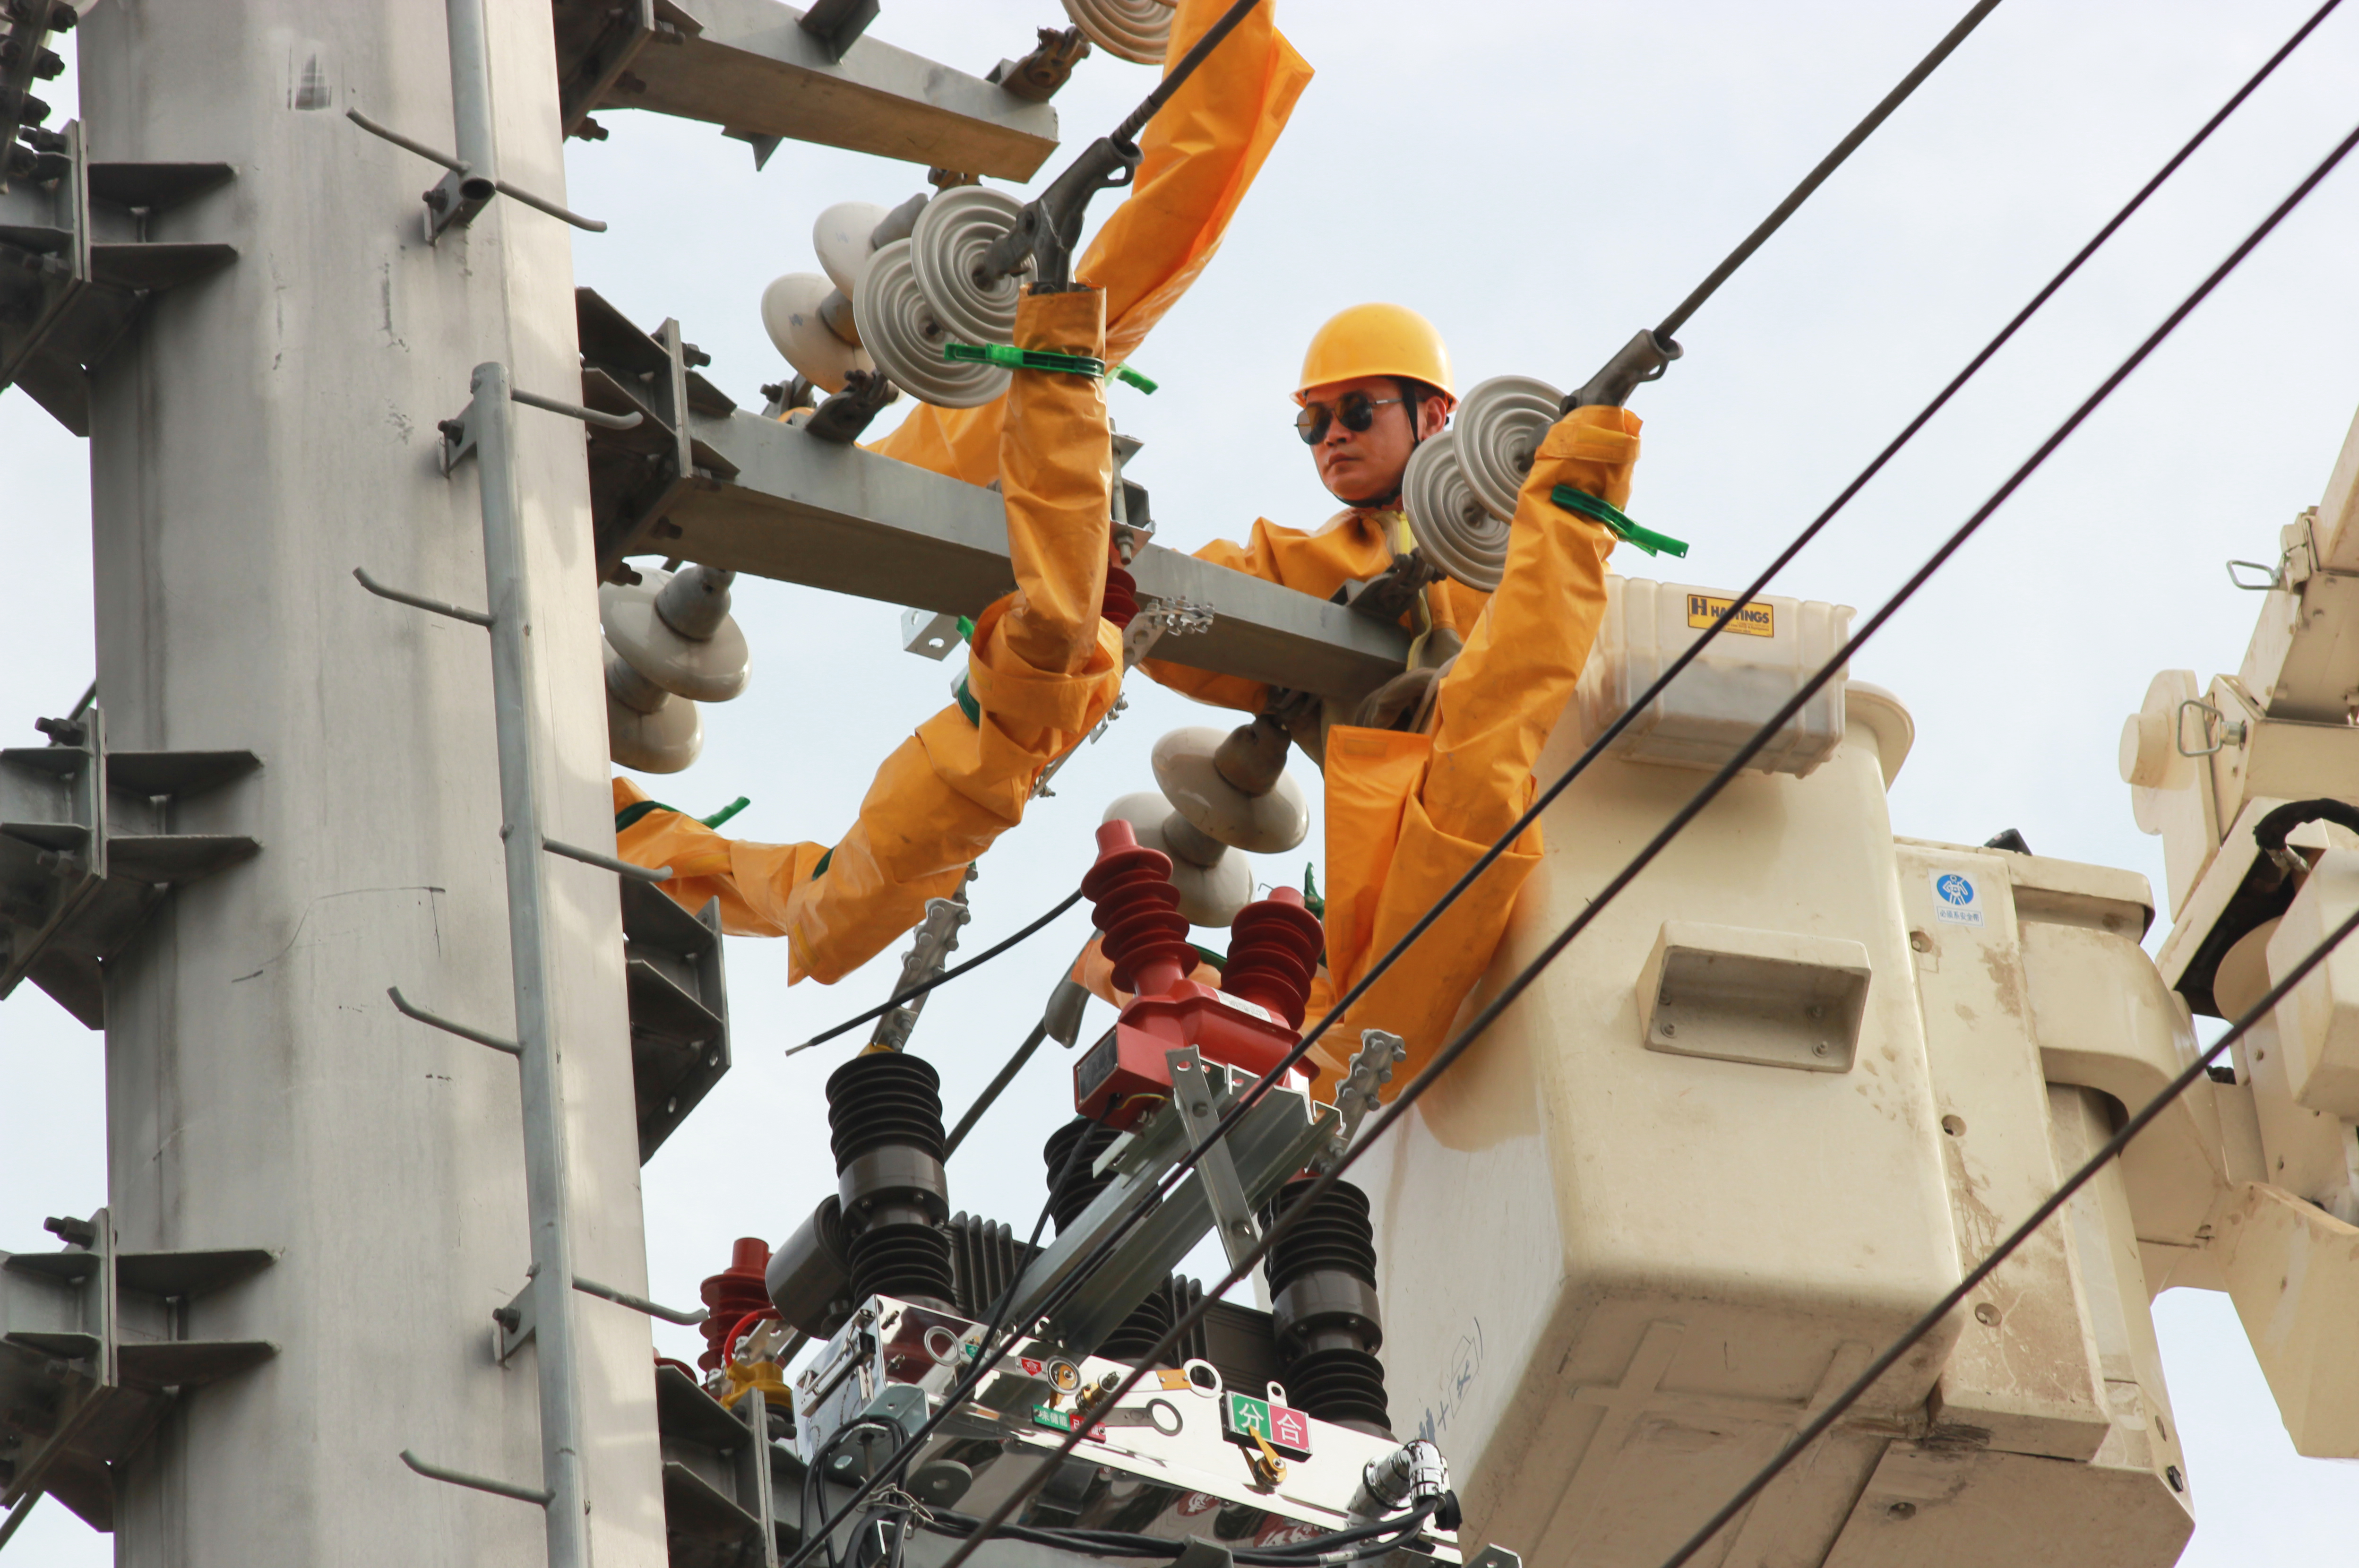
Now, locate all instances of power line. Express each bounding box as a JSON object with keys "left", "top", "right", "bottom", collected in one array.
[
  {"left": 928, "top": 109, "right": 2359, "bottom": 1568},
  {"left": 785, "top": 889, "right": 1086, "bottom": 1058},
  {"left": 1657, "top": 0, "right": 2002, "bottom": 340},
  {"left": 780, "top": 2, "right": 2350, "bottom": 1550},
  {"left": 1007, "top": 0, "right": 2350, "bottom": 1305},
  {"left": 772, "top": 9, "right": 2347, "bottom": 1551}
]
